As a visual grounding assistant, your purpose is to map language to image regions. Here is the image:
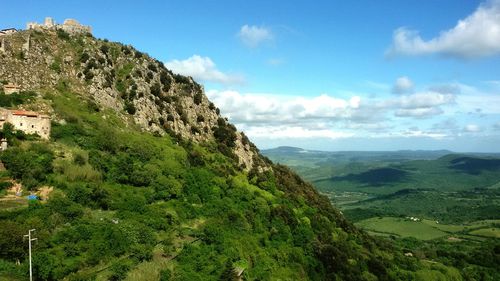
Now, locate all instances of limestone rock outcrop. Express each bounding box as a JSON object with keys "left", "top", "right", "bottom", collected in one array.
[{"left": 0, "top": 28, "right": 264, "bottom": 170}]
